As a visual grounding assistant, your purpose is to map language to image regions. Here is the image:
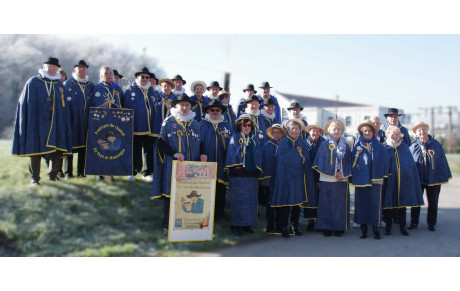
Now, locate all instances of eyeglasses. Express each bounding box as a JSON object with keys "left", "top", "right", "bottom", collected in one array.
[
  {"left": 209, "top": 109, "right": 221, "bottom": 113},
  {"left": 242, "top": 124, "right": 252, "bottom": 128},
  {"left": 140, "top": 76, "right": 150, "bottom": 80}
]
